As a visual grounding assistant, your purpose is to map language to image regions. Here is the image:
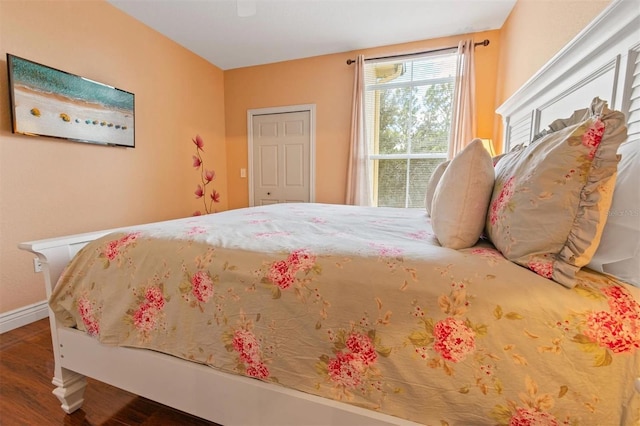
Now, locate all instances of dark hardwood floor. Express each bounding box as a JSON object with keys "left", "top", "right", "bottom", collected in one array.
[{"left": 0, "top": 319, "right": 216, "bottom": 425}]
